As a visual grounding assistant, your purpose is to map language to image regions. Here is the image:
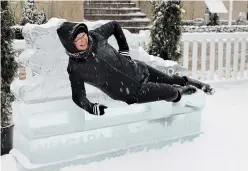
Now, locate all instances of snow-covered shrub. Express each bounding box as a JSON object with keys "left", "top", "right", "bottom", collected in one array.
[
  {"left": 235, "top": 18, "right": 248, "bottom": 25},
  {"left": 182, "top": 25, "right": 248, "bottom": 33},
  {"left": 19, "top": 0, "right": 47, "bottom": 26},
  {"left": 148, "top": 0, "right": 182, "bottom": 61},
  {"left": 207, "top": 13, "right": 220, "bottom": 26},
  {"left": 182, "top": 19, "right": 248, "bottom": 26},
  {"left": 1, "top": 1, "right": 18, "bottom": 126},
  {"left": 182, "top": 20, "right": 199, "bottom": 26}
]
